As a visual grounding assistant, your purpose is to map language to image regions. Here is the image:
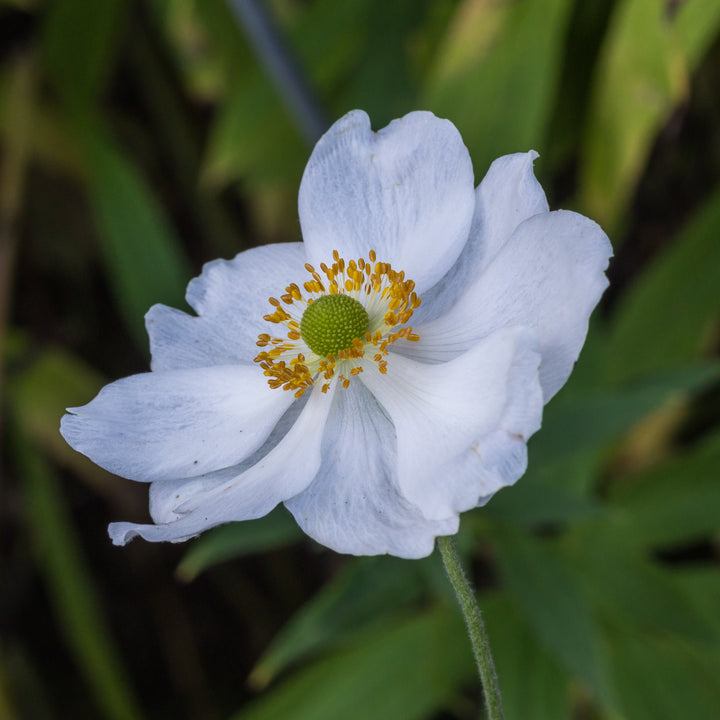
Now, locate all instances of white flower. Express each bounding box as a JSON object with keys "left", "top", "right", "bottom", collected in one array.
[{"left": 60, "top": 110, "right": 612, "bottom": 559}]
